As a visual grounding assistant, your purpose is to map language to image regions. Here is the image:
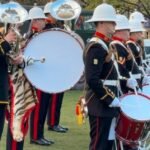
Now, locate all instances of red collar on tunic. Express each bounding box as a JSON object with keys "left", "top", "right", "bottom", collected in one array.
[
  {"left": 31, "top": 26, "right": 39, "bottom": 32},
  {"left": 112, "top": 36, "right": 126, "bottom": 43},
  {"left": 95, "top": 32, "right": 111, "bottom": 42},
  {"left": 45, "top": 18, "right": 52, "bottom": 24},
  {"left": 112, "top": 36, "right": 125, "bottom": 43},
  {"left": 129, "top": 38, "right": 136, "bottom": 42}
]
